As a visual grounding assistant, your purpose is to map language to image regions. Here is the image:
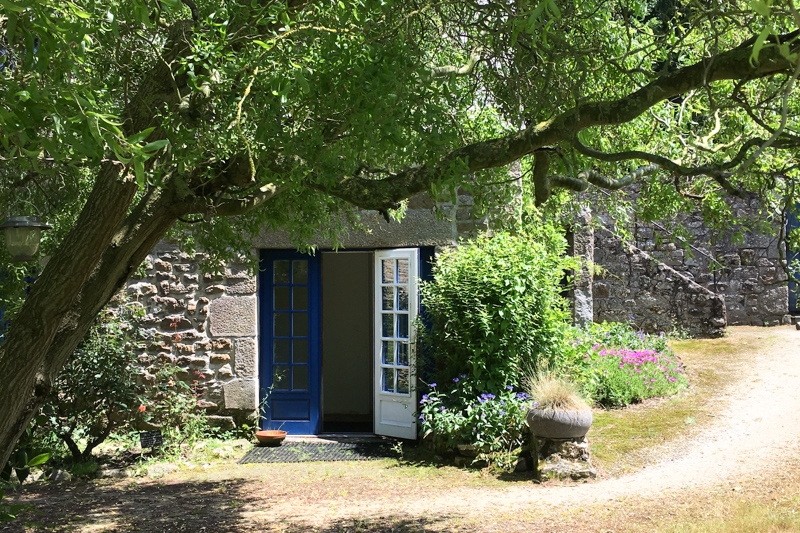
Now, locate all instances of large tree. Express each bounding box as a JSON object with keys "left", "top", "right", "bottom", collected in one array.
[{"left": 1, "top": 0, "right": 799, "bottom": 465}]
